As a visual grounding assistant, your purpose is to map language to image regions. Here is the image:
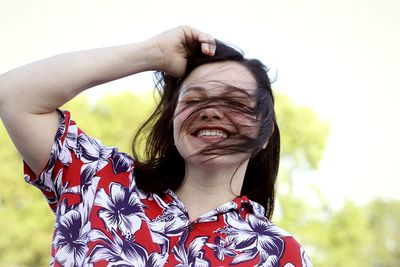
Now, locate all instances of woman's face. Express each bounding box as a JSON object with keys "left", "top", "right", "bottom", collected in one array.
[{"left": 173, "top": 61, "right": 260, "bottom": 167}]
